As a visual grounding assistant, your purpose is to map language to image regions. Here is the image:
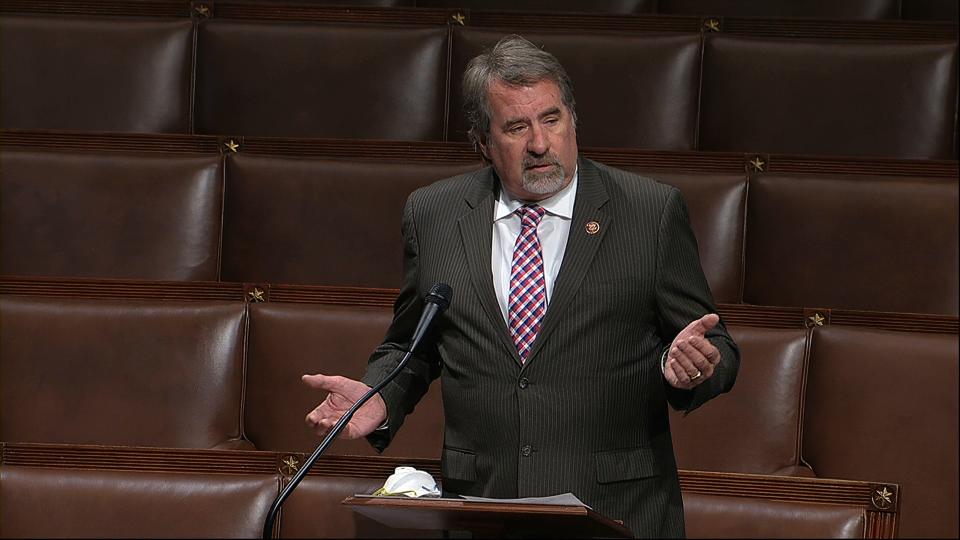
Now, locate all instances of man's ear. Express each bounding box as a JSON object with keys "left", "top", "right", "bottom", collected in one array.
[{"left": 477, "top": 137, "right": 491, "bottom": 161}]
